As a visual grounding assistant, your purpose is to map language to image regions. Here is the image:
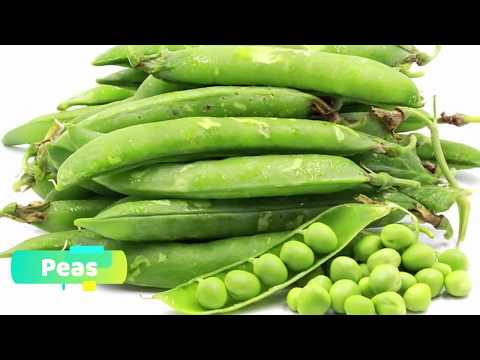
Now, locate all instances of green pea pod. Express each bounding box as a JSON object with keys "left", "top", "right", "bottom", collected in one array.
[
  {"left": 73, "top": 86, "right": 323, "bottom": 133},
  {"left": 96, "top": 154, "right": 419, "bottom": 199},
  {"left": 133, "top": 75, "right": 199, "bottom": 100},
  {"left": 0, "top": 199, "right": 115, "bottom": 232},
  {"left": 399, "top": 185, "right": 465, "bottom": 214},
  {"left": 2, "top": 104, "right": 112, "bottom": 146},
  {"left": 31, "top": 177, "right": 94, "bottom": 201},
  {"left": 92, "top": 45, "right": 192, "bottom": 67},
  {"left": 155, "top": 203, "right": 392, "bottom": 314},
  {"left": 57, "top": 117, "right": 414, "bottom": 190},
  {"left": 57, "top": 85, "right": 136, "bottom": 111},
  {"left": 75, "top": 195, "right": 350, "bottom": 242},
  {"left": 352, "top": 150, "right": 439, "bottom": 185},
  {"left": 135, "top": 46, "right": 423, "bottom": 107},
  {"left": 31, "top": 178, "right": 56, "bottom": 199},
  {"left": 413, "top": 133, "right": 480, "bottom": 169},
  {"left": 96, "top": 68, "right": 148, "bottom": 88},
  {"left": 0, "top": 230, "right": 292, "bottom": 289}
]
